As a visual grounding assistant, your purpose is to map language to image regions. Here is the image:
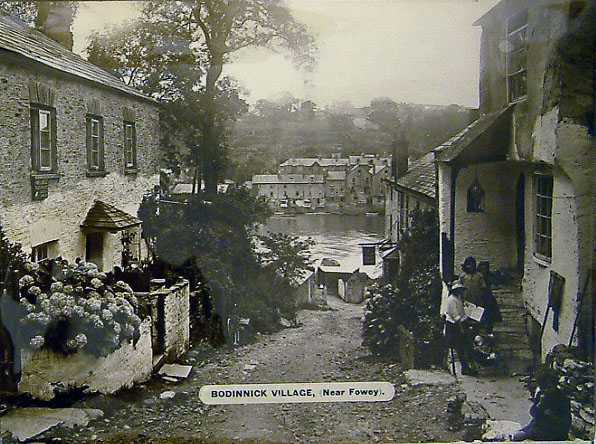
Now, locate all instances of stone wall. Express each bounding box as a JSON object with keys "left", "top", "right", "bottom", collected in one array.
[
  {"left": 453, "top": 163, "right": 519, "bottom": 270},
  {"left": 0, "top": 59, "right": 160, "bottom": 266},
  {"left": 18, "top": 317, "right": 152, "bottom": 401},
  {"left": 162, "top": 280, "right": 190, "bottom": 360},
  {"left": 545, "top": 345, "right": 594, "bottom": 440},
  {"left": 136, "top": 280, "right": 190, "bottom": 361}
]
